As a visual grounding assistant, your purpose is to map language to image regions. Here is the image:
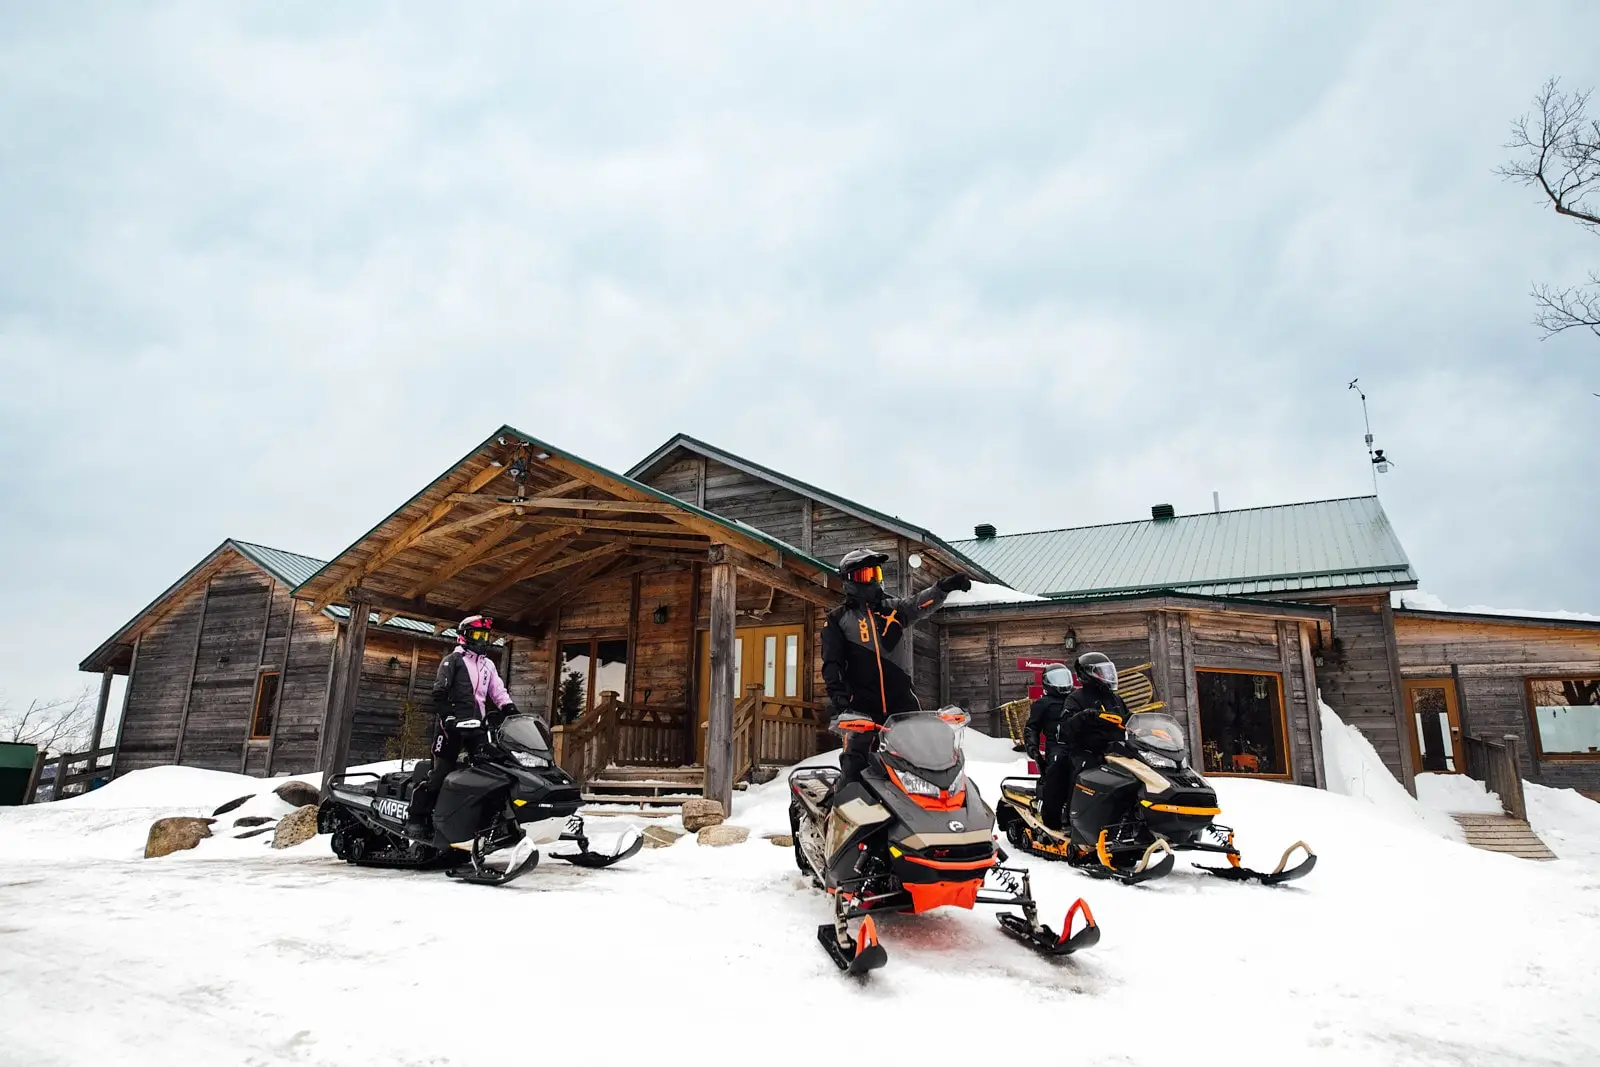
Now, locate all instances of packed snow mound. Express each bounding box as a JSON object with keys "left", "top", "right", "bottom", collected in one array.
[
  {"left": 942, "top": 580, "right": 1046, "bottom": 605},
  {"left": 1319, "top": 702, "right": 1462, "bottom": 840},
  {"left": 1415, "top": 772, "right": 1503, "bottom": 815},
  {"left": 1525, "top": 782, "right": 1600, "bottom": 867}
]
